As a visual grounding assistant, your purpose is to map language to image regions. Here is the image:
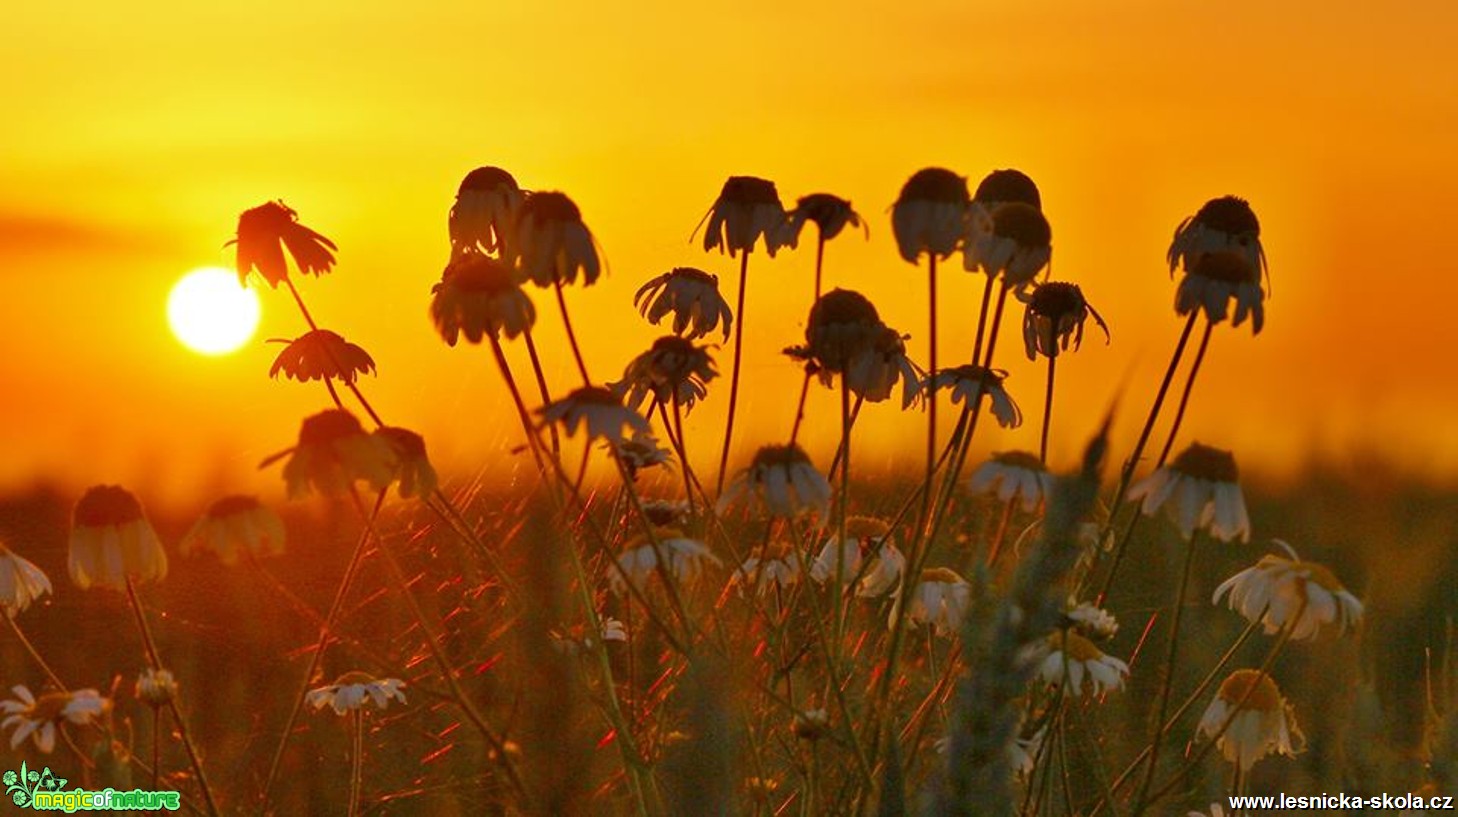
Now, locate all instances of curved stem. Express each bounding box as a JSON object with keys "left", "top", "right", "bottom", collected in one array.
[
  {"left": 522, "top": 328, "right": 562, "bottom": 457},
  {"left": 1040, "top": 354, "right": 1057, "bottom": 465},
  {"left": 3, "top": 613, "right": 67, "bottom": 691},
  {"left": 670, "top": 396, "right": 697, "bottom": 514},
  {"left": 553, "top": 279, "right": 592, "bottom": 386},
  {"left": 715, "top": 250, "right": 752, "bottom": 494},
  {"left": 1156, "top": 319, "right": 1214, "bottom": 467}
]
